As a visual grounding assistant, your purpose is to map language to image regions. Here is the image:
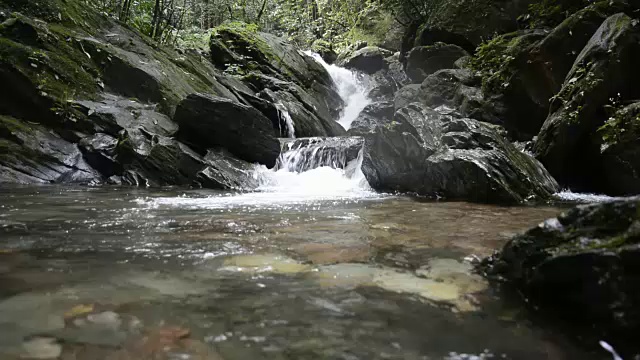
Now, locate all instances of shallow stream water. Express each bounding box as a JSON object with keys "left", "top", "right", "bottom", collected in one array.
[{"left": 0, "top": 184, "right": 609, "bottom": 360}]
